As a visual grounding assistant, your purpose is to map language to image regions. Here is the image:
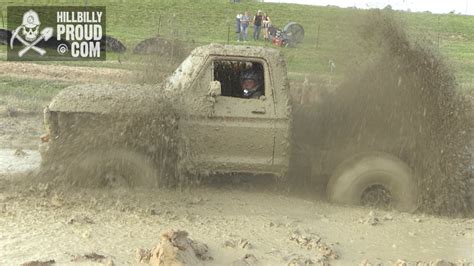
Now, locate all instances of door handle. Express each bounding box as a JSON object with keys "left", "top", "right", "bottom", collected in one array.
[{"left": 252, "top": 107, "right": 266, "bottom": 114}]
